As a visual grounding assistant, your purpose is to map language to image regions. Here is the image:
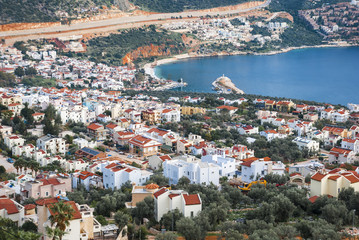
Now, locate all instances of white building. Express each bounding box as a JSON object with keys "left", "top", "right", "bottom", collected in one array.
[
  {"left": 240, "top": 157, "right": 285, "bottom": 183},
  {"left": 292, "top": 137, "right": 320, "bottom": 152},
  {"left": 0, "top": 197, "right": 25, "bottom": 226},
  {"left": 36, "top": 135, "right": 66, "bottom": 154},
  {"left": 201, "top": 155, "right": 239, "bottom": 178},
  {"left": 260, "top": 130, "right": 286, "bottom": 141},
  {"left": 154, "top": 188, "right": 202, "bottom": 222},
  {"left": 341, "top": 138, "right": 359, "bottom": 153},
  {"left": 161, "top": 109, "right": 181, "bottom": 122},
  {"left": 348, "top": 103, "right": 359, "bottom": 113},
  {"left": 163, "top": 156, "right": 220, "bottom": 186},
  {"left": 4, "top": 135, "right": 25, "bottom": 149},
  {"left": 102, "top": 162, "right": 153, "bottom": 189}
]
